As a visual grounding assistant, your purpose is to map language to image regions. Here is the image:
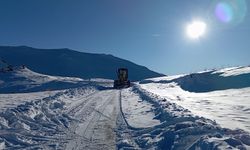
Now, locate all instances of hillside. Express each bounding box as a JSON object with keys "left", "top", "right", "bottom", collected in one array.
[
  {"left": 140, "top": 66, "right": 250, "bottom": 92},
  {"left": 139, "top": 66, "right": 250, "bottom": 133},
  {"left": 0, "top": 67, "right": 88, "bottom": 93},
  {"left": 0, "top": 46, "right": 163, "bottom": 81}
]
